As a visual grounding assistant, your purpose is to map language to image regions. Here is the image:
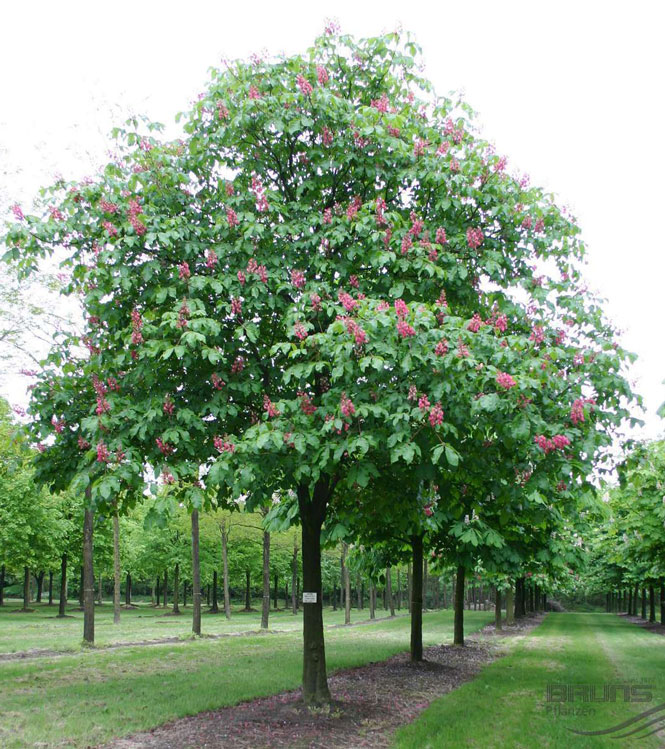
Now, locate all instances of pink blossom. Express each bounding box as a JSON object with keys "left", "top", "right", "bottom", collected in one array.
[
  {"left": 496, "top": 372, "right": 516, "bottom": 389},
  {"left": 388, "top": 126, "right": 401, "bottom": 137},
  {"left": 156, "top": 438, "right": 174, "bottom": 455},
  {"left": 51, "top": 415, "right": 65, "bottom": 433},
  {"left": 408, "top": 385, "right": 418, "bottom": 401},
  {"left": 297, "top": 74, "right": 313, "bottom": 96},
  {"left": 340, "top": 392, "right": 355, "bottom": 418},
  {"left": 230, "top": 297, "right": 242, "bottom": 316},
  {"left": 214, "top": 436, "right": 235, "bottom": 453},
  {"left": 338, "top": 290, "right": 357, "bottom": 312},
  {"left": 131, "top": 308, "right": 143, "bottom": 345},
  {"left": 250, "top": 174, "right": 269, "bottom": 213},
  {"left": 371, "top": 94, "right": 389, "bottom": 113},
  {"left": 322, "top": 127, "right": 333, "bottom": 146},
  {"left": 291, "top": 269, "right": 306, "bottom": 289},
  {"left": 103, "top": 220, "right": 118, "bottom": 236},
  {"left": 231, "top": 356, "right": 245, "bottom": 374},
  {"left": 19, "top": 369, "right": 38, "bottom": 376},
  {"left": 570, "top": 398, "right": 585, "bottom": 425},
  {"left": 226, "top": 207, "right": 239, "bottom": 227},
  {"left": 436, "top": 142, "right": 449, "bottom": 156},
  {"left": 293, "top": 321, "right": 308, "bottom": 340},
  {"left": 11, "top": 204, "right": 24, "bottom": 221},
  {"left": 467, "top": 314, "right": 483, "bottom": 333},
  {"left": 178, "top": 262, "right": 191, "bottom": 280},
  {"left": 397, "top": 319, "right": 416, "bottom": 338},
  {"left": 310, "top": 293, "right": 322, "bottom": 311},
  {"left": 211, "top": 373, "right": 225, "bottom": 390},
  {"left": 163, "top": 397, "right": 175, "bottom": 416},
  {"left": 535, "top": 217, "right": 545, "bottom": 232},
  {"left": 435, "top": 339, "right": 448, "bottom": 356},
  {"left": 323, "top": 207, "right": 332, "bottom": 224},
  {"left": 237, "top": 270, "right": 246, "bottom": 285},
  {"left": 418, "top": 395, "right": 430, "bottom": 411},
  {"left": 394, "top": 299, "right": 409, "bottom": 318},
  {"left": 466, "top": 227, "right": 484, "bottom": 249},
  {"left": 217, "top": 102, "right": 229, "bottom": 120},
  {"left": 342, "top": 317, "right": 367, "bottom": 345},
  {"left": 401, "top": 234, "right": 413, "bottom": 255},
  {"left": 522, "top": 215, "right": 533, "bottom": 230},
  {"left": 457, "top": 339, "right": 470, "bottom": 358},
  {"left": 96, "top": 441, "right": 111, "bottom": 463},
  {"left": 450, "top": 158, "right": 460, "bottom": 172},
  {"left": 176, "top": 300, "right": 190, "bottom": 329},
  {"left": 493, "top": 156, "right": 507, "bottom": 173},
  {"left": 552, "top": 434, "right": 570, "bottom": 450},
  {"left": 96, "top": 396, "right": 110, "bottom": 415},
  {"left": 316, "top": 66, "right": 329, "bottom": 85},
  {"left": 162, "top": 471, "right": 176, "bottom": 485},
  {"left": 429, "top": 402, "right": 444, "bottom": 427},
  {"left": 78, "top": 436, "right": 90, "bottom": 450},
  {"left": 248, "top": 85, "right": 261, "bottom": 100},
  {"left": 100, "top": 200, "right": 119, "bottom": 213},
  {"left": 298, "top": 391, "right": 317, "bottom": 415},
  {"left": 494, "top": 315, "right": 508, "bottom": 333},
  {"left": 263, "top": 395, "right": 280, "bottom": 418},
  {"left": 225, "top": 181, "right": 235, "bottom": 196},
  {"left": 377, "top": 301, "right": 390, "bottom": 312},
  {"left": 346, "top": 196, "right": 362, "bottom": 220},
  {"left": 435, "top": 227, "right": 447, "bottom": 245},
  {"left": 413, "top": 138, "right": 427, "bottom": 157},
  {"left": 530, "top": 326, "right": 545, "bottom": 345}
]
